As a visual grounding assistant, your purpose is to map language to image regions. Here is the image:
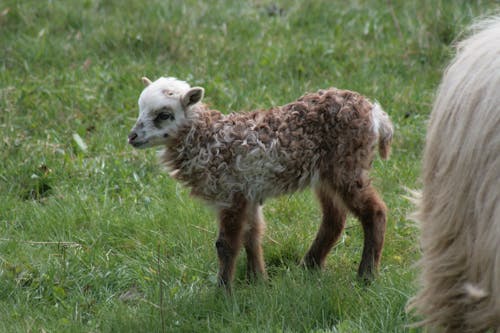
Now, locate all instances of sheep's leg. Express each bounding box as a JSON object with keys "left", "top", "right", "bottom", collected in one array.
[
  {"left": 243, "top": 203, "right": 267, "bottom": 281},
  {"left": 303, "top": 188, "right": 347, "bottom": 269},
  {"left": 340, "top": 181, "right": 387, "bottom": 281},
  {"left": 215, "top": 196, "right": 247, "bottom": 289}
]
